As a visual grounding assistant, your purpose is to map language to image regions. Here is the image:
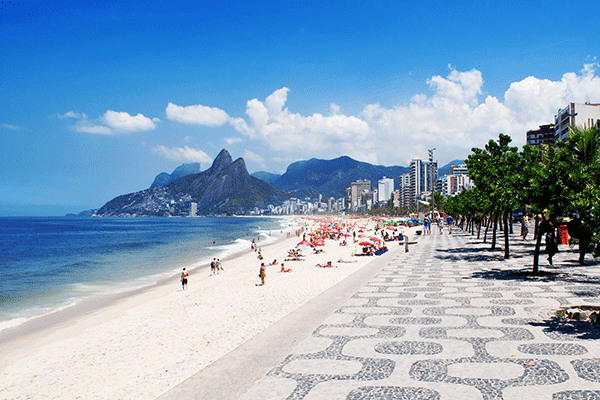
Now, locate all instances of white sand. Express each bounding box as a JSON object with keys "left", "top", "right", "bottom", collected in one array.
[{"left": 0, "top": 217, "right": 414, "bottom": 400}]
